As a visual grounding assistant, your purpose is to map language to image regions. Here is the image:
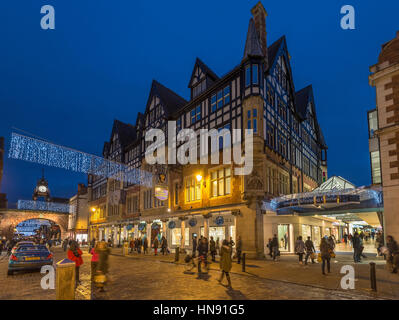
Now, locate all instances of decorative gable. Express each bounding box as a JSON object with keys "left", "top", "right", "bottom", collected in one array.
[{"left": 188, "top": 58, "right": 219, "bottom": 99}]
